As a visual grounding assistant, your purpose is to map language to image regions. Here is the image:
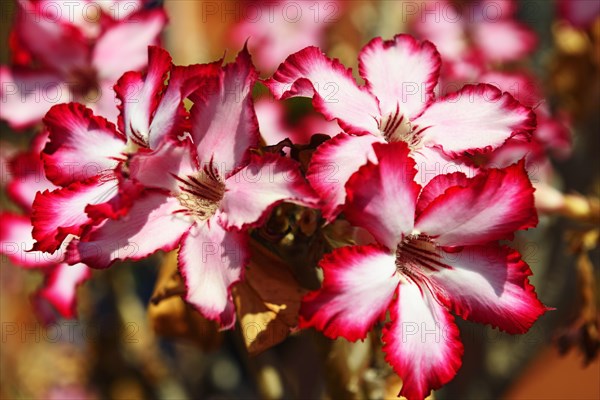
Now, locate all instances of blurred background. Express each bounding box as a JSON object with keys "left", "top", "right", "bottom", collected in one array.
[{"left": 1, "top": 0, "right": 599, "bottom": 399}]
